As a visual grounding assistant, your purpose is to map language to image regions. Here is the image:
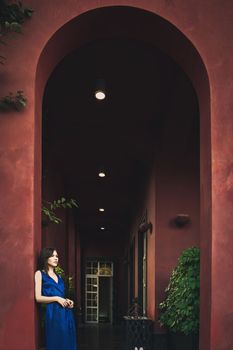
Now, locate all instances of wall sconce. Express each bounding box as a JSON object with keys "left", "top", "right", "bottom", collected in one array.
[
  {"left": 174, "top": 214, "right": 190, "bottom": 228},
  {"left": 138, "top": 222, "right": 153, "bottom": 234}
]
